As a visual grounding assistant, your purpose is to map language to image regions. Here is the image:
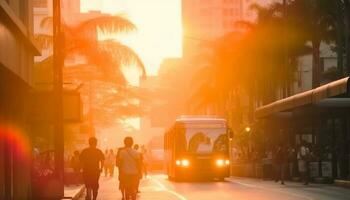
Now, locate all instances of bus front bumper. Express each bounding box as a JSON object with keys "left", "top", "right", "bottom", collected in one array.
[{"left": 175, "top": 165, "right": 230, "bottom": 179}]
